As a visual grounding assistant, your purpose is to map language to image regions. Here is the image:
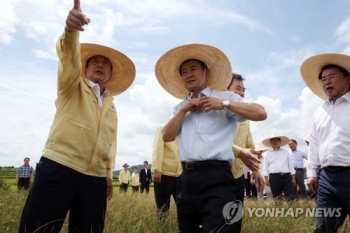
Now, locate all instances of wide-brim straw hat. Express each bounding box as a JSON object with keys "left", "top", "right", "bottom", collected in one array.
[
  {"left": 262, "top": 133, "right": 290, "bottom": 147},
  {"left": 155, "top": 44, "right": 232, "bottom": 99},
  {"left": 122, "top": 163, "right": 129, "bottom": 167},
  {"left": 81, "top": 43, "right": 136, "bottom": 96},
  {"left": 300, "top": 134, "right": 310, "bottom": 143},
  {"left": 300, "top": 53, "right": 350, "bottom": 100}
]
